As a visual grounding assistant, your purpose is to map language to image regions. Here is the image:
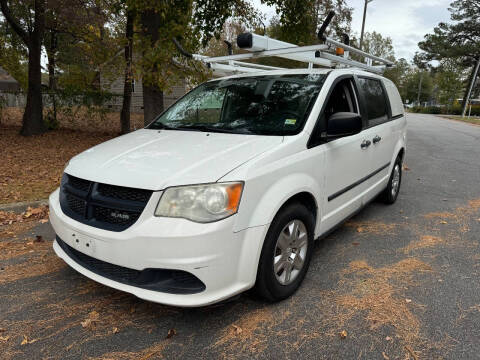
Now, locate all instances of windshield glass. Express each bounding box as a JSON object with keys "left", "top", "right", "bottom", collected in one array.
[{"left": 148, "top": 74, "right": 327, "bottom": 135}]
